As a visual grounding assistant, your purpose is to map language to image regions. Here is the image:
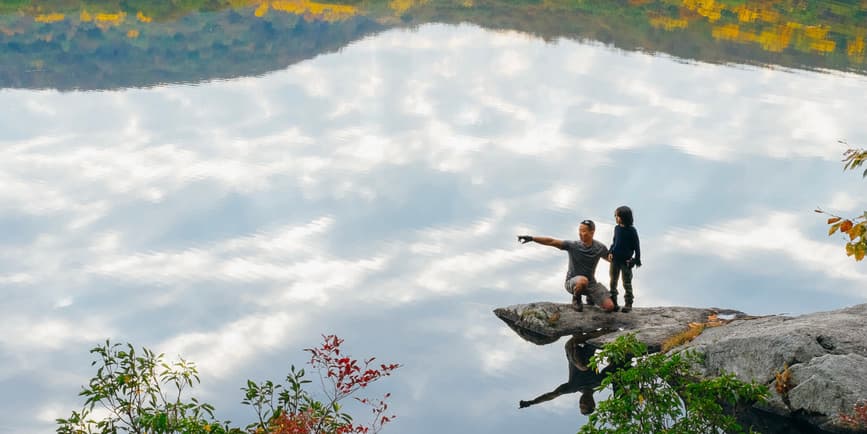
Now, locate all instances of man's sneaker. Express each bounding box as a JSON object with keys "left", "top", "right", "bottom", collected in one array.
[
  {"left": 572, "top": 295, "right": 583, "bottom": 312},
  {"left": 621, "top": 303, "right": 632, "bottom": 313},
  {"left": 610, "top": 295, "right": 620, "bottom": 312}
]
